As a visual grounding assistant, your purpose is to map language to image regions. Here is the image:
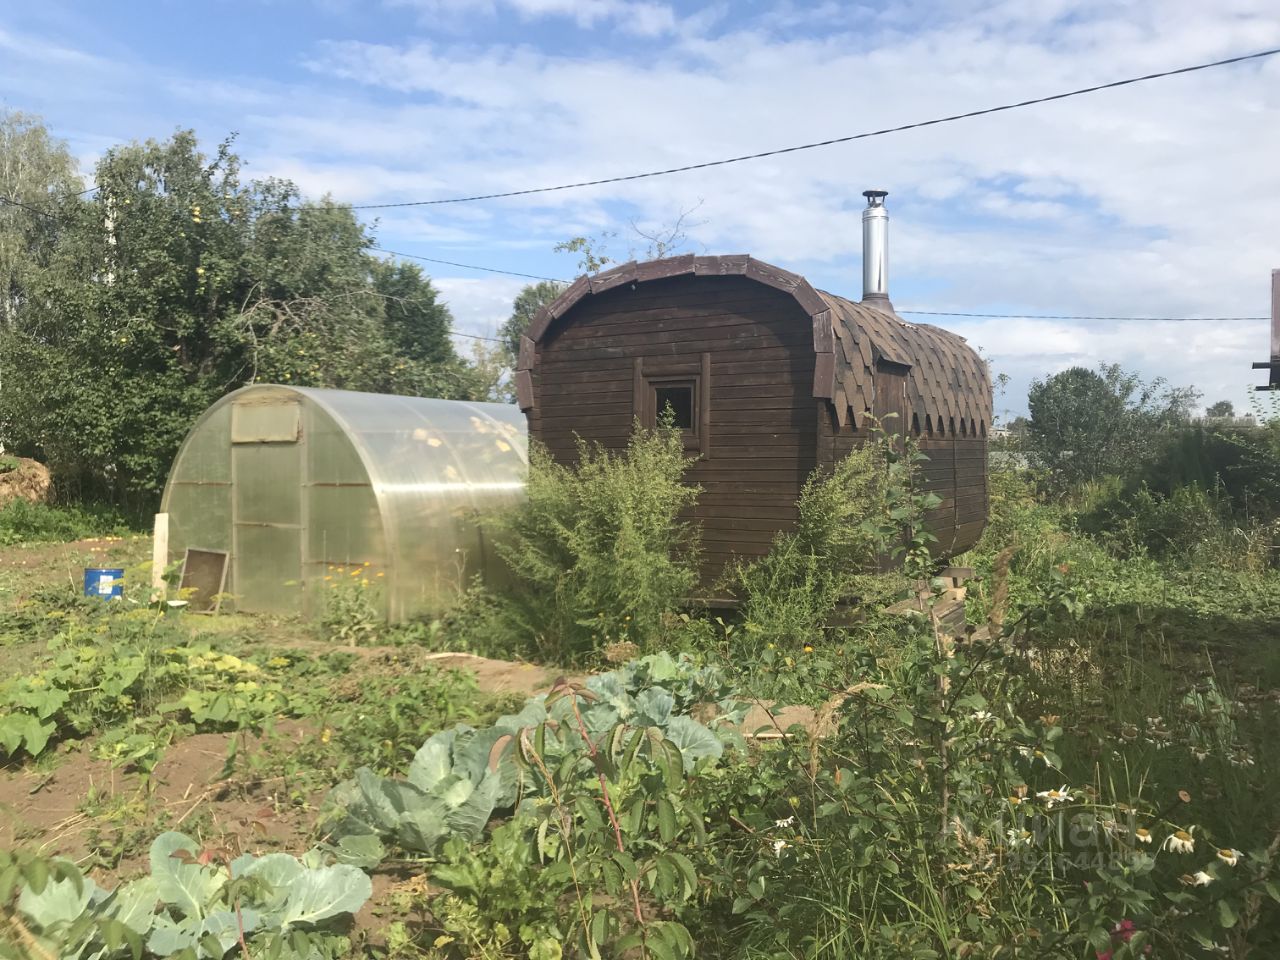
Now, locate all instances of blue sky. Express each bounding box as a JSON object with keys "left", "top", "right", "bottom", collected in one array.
[{"left": 3, "top": 0, "right": 1279, "bottom": 418}]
